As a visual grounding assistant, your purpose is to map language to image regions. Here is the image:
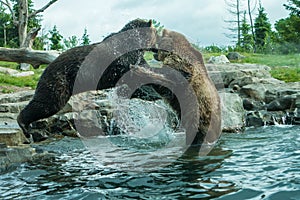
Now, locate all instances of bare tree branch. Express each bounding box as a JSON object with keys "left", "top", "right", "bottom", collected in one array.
[
  {"left": 24, "top": 27, "right": 41, "bottom": 48},
  {"left": 0, "top": 0, "right": 18, "bottom": 25},
  {"left": 0, "top": 47, "right": 60, "bottom": 68},
  {"left": 29, "top": 0, "right": 58, "bottom": 18}
]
